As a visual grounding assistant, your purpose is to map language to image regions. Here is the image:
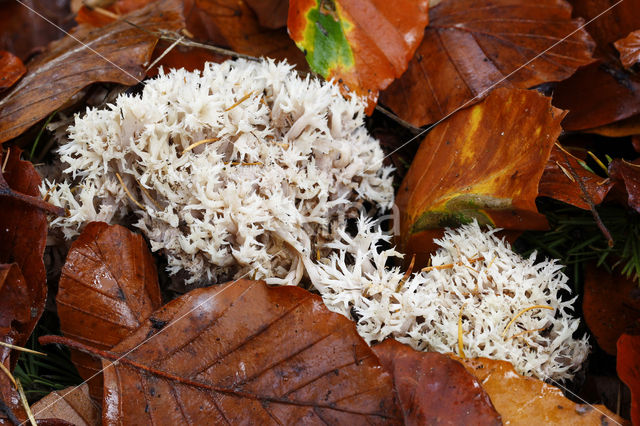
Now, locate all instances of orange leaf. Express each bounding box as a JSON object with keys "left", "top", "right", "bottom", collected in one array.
[
  {"left": 373, "top": 339, "right": 501, "bottom": 425},
  {"left": 615, "top": 30, "right": 640, "bottom": 69},
  {"left": 455, "top": 356, "right": 626, "bottom": 425},
  {"left": 396, "top": 88, "right": 563, "bottom": 259},
  {"left": 617, "top": 321, "right": 640, "bottom": 425},
  {"left": 380, "top": 0, "right": 594, "bottom": 127},
  {"left": 0, "top": 51, "right": 26, "bottom": 90}
]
